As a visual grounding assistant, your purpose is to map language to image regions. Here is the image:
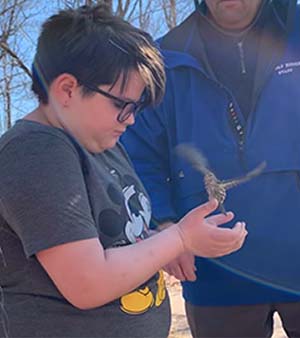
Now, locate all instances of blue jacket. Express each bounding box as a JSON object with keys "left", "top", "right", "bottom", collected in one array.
[{"left": 122, "top": 1, "right": 300, "bottom": 305}]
